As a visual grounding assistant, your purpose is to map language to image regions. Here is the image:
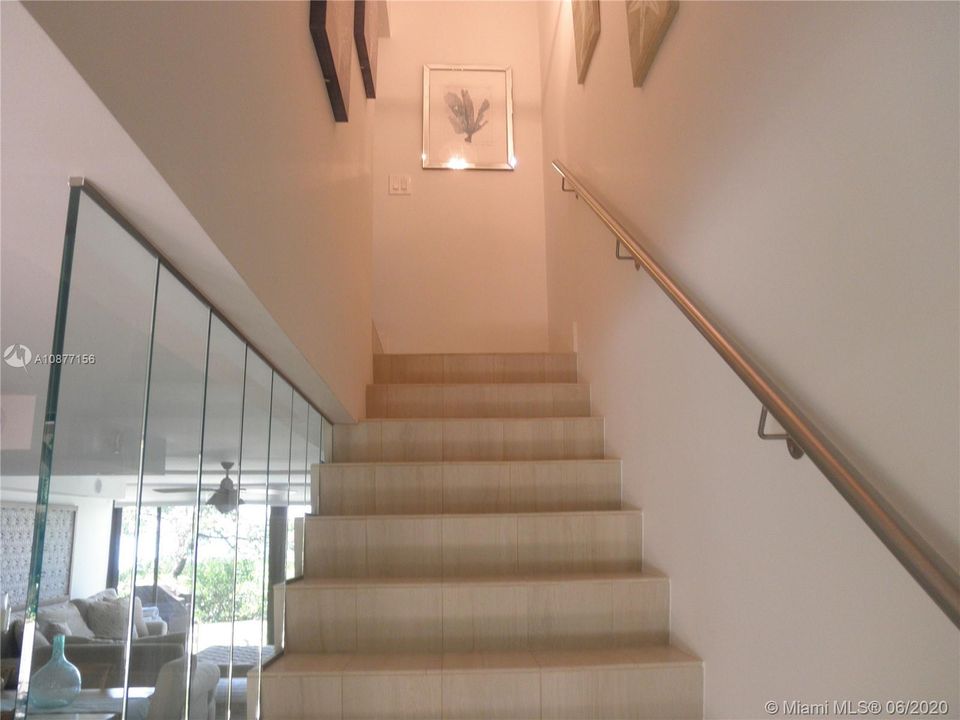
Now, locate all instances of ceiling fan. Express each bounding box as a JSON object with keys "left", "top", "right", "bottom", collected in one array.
[{"left": 153, "top": 461, "right": 252, "bottom": 513}]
